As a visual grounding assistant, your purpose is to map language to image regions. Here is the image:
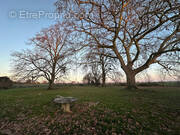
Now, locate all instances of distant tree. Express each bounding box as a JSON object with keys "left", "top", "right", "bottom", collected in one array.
[
  {"left": 11, "top": 23, "right": 73, "bottom": 89},
  {"left": 25, "top": 79, "right": 33, "bottom": 84},
  {"left": 83, "top": 73, "right": 101, "bottom": 86},
  {"left": 82, "top": 45, "right": 115, "bottom": 86},
  {"left": 90, "top": 63, "right": 101, "bottom": 86},
  {"left": 83, "top": 73, "right": 92, "bottom": 85},
  {"left": 83, "top": 63, "right": 101, "bottom": 86},
  {"left": 56, "top": 0, "right": 180, "bottom": 89}
]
